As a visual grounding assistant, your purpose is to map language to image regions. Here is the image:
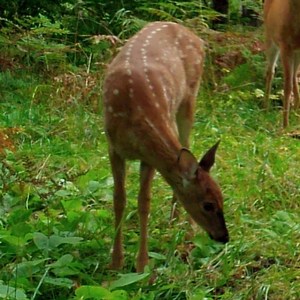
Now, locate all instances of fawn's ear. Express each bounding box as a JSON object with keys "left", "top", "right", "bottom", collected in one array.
[
  {"left": 199, "top": 140, "right": 220, "bottom": 172},
  {"left": 177, "top": 148, "right": 199, "bottom": 182}
]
